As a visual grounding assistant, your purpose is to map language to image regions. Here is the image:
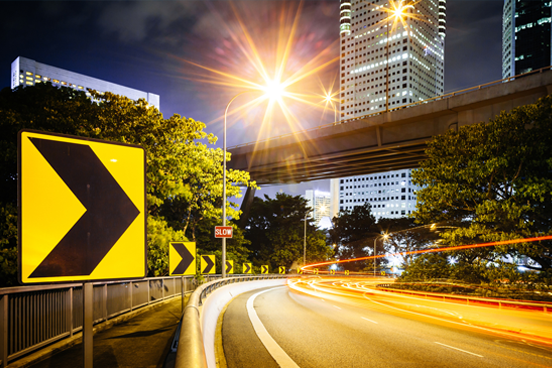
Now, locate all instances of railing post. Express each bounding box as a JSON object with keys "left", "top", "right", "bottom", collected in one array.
[
  {"left": 129, "top": 281, "right": 133, "bottom": 312},
  {"left": 147, "top": 278, "right": 151, "bottom": 304},
  {"left": 67, "top": 288, "right": 73, "bottom": 337},
  {"left": 103, "top": 284, "right": 108, "bottom": 322},
  {"left": 1, "top": 294, "right": 7, "bottom": 368},
  {"left": 162, "top": 279, "right": 165, "bottom": 300}
]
